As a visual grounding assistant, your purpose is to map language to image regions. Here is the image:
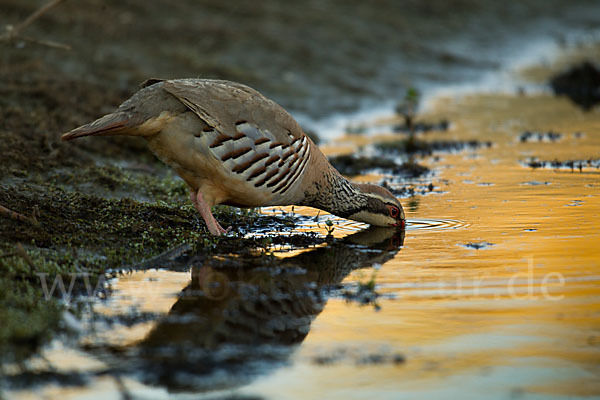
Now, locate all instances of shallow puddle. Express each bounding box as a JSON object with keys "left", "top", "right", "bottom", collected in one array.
[{"left": 7, "top": 91, "right": 600, "bottom": 399}]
